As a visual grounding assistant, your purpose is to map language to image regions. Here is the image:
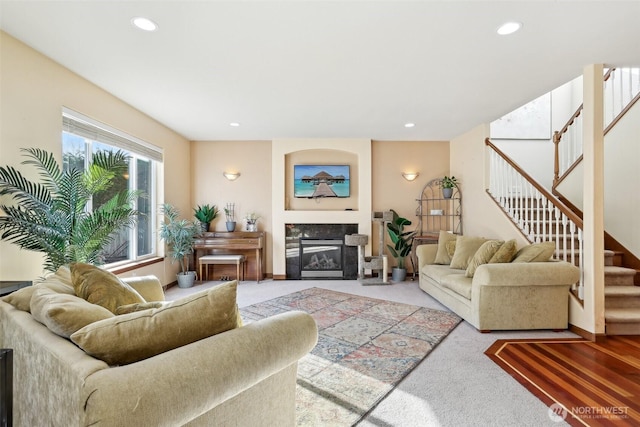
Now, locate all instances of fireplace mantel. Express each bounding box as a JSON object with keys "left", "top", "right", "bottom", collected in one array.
[{"left": 271, "top": 139, "right": 373, "bottom": 279}]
